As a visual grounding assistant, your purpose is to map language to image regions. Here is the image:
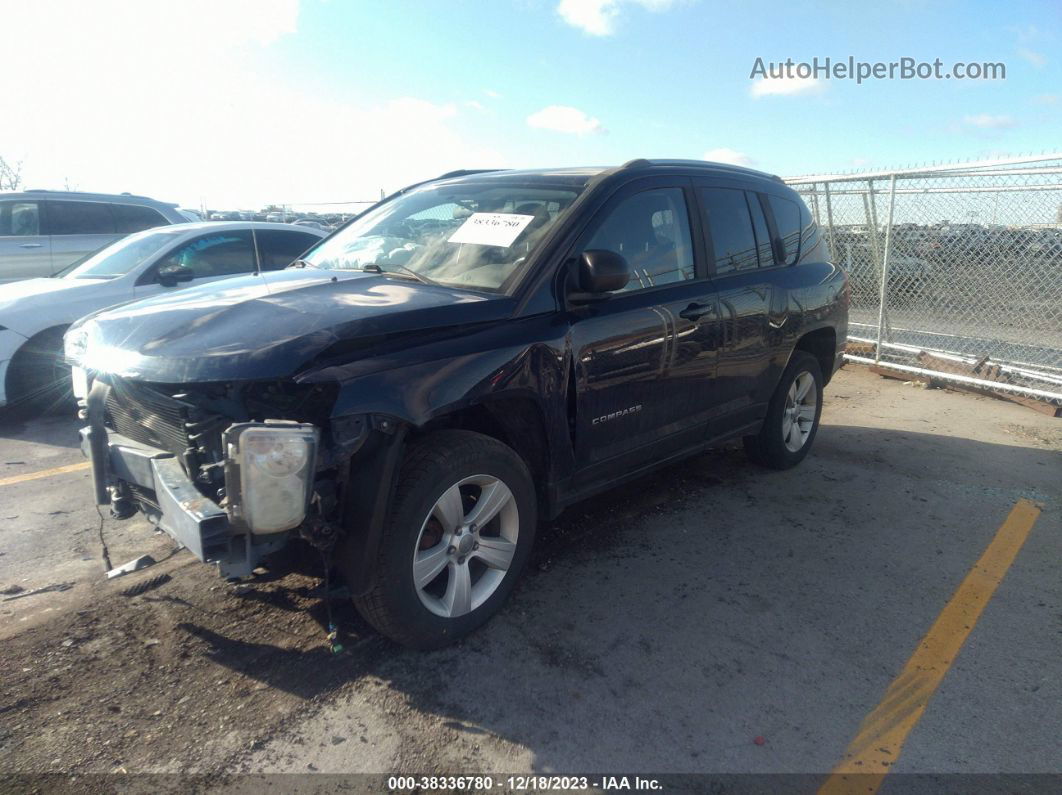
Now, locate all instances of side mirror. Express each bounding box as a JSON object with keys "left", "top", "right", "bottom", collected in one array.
[
  {"left": 568, "top": 249, "right": 630, "bottom": 304},
  {"left": 157, "top": 265, "right": 195, "bottom": 287}
]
